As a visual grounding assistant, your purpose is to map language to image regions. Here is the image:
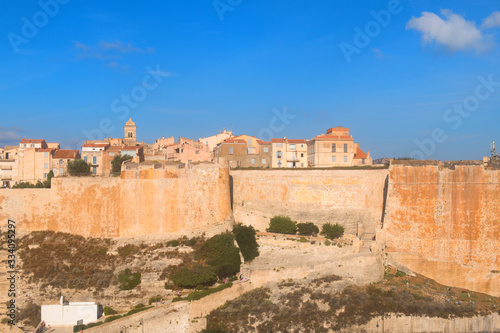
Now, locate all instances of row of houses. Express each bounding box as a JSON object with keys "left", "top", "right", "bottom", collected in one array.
[
  {"left": 214, "top": 127, "right": 372, "bottom": 168},
  {"left": 0, "top": 119, "right": 372, "bottom": 188}
]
